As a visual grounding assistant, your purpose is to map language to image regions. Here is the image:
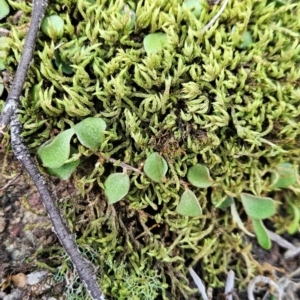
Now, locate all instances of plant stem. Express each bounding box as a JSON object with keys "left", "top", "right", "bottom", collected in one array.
[
  {"left": 0, "top": 0, "right": 105, "bottom": 298},
  {"left": 10, "top": 113, "right": 105, "bottom": 300},
  {"left": 0, "top": 0, "right": 48, "bottom": 142}
]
